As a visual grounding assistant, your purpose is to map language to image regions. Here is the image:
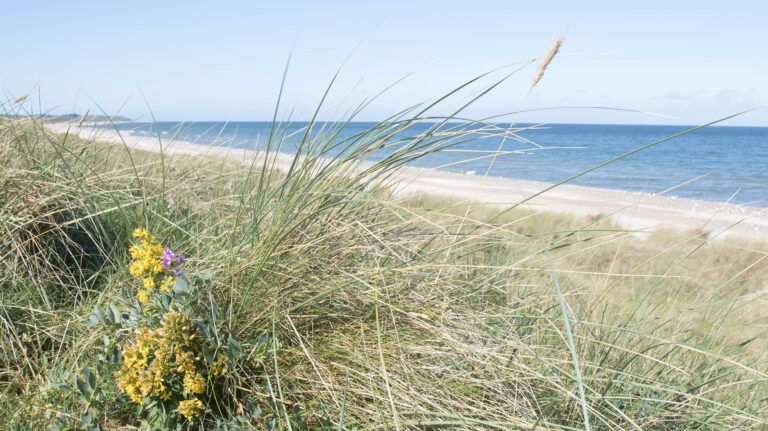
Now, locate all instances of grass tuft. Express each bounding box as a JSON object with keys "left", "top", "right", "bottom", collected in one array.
[{"left": 1, "top": 65, "right": 767, "bottom": 429}]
